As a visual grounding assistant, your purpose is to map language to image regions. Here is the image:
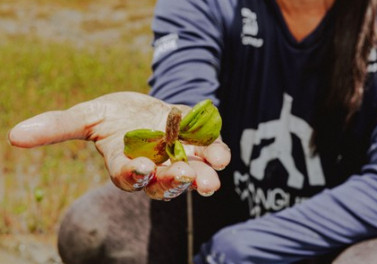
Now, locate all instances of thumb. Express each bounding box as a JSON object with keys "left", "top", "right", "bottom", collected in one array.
[{"left": 8, "top": 101, "right": 102, "bottom": 148}]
